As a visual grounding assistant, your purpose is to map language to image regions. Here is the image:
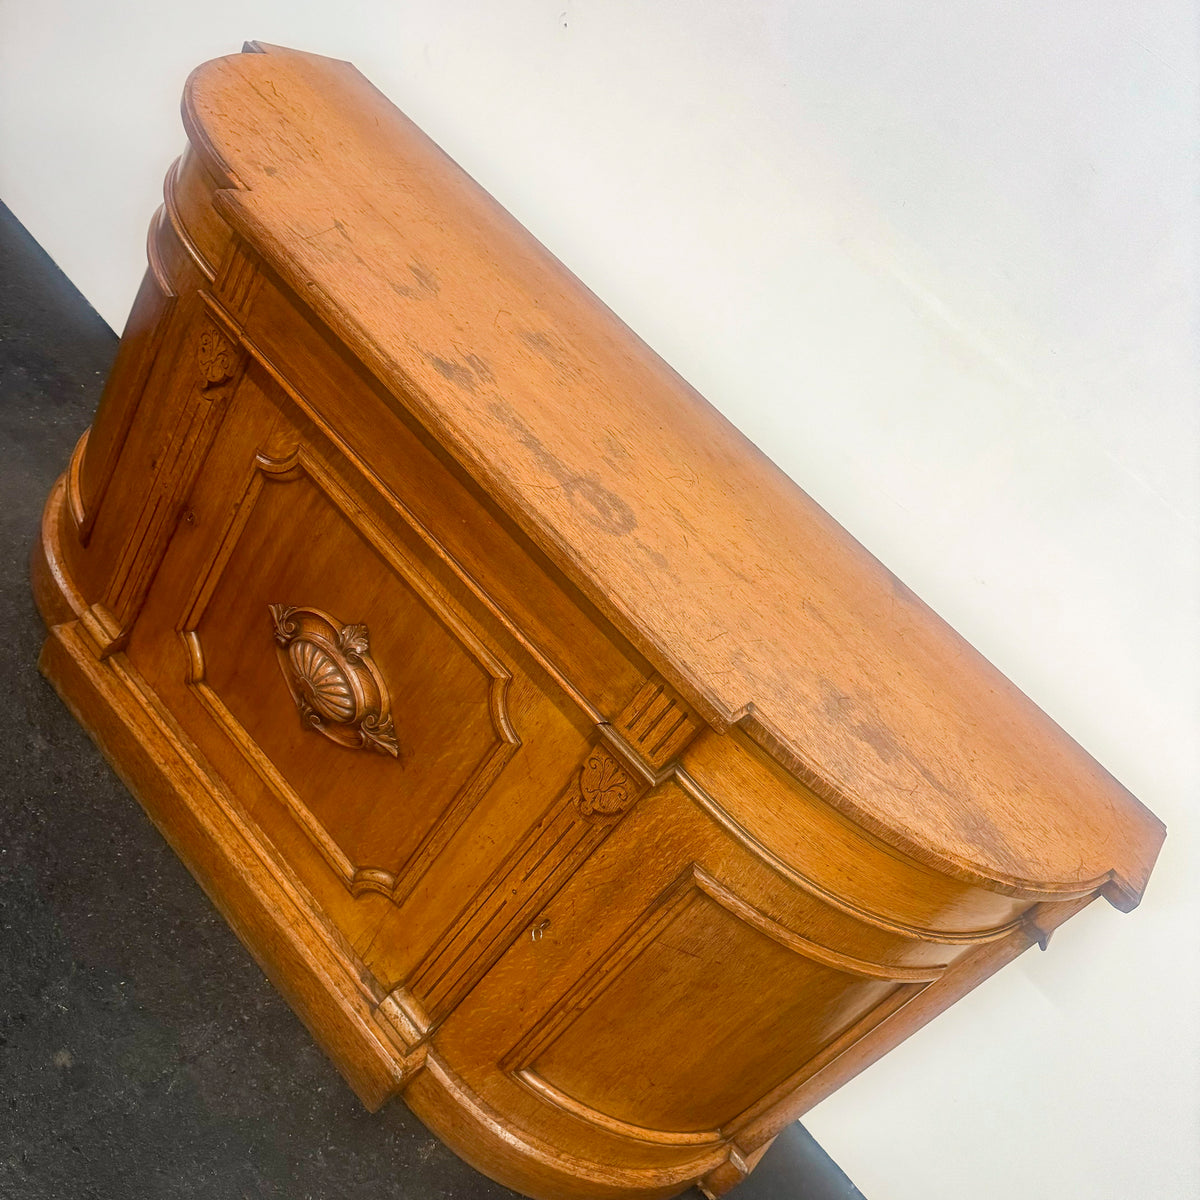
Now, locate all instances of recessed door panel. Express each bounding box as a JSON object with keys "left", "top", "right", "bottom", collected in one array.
[
  {"left": 182, "top": 445, "right": 519, "bottom": 904},
  {"left": 509, "top": 869, "right": 904, "bottom": 1136}
]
